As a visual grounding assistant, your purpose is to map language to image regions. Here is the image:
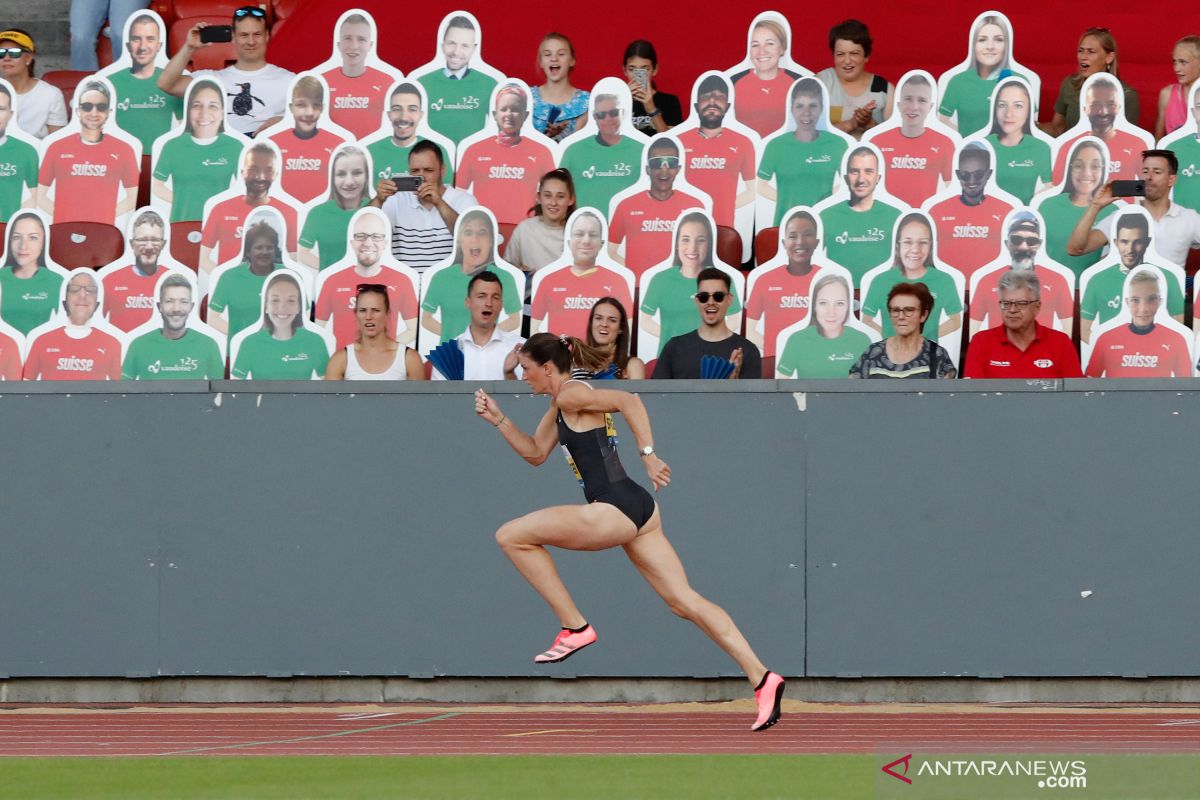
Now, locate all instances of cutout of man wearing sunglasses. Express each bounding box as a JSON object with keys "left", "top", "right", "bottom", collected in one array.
[
  {"left": 560, "top": 92, "right": 644, "bottom": 216},
  {"left": 159, "top": 5, "right": 295, "bottom": 137},
  {"left": 925, "top": 141, "right": 1013, "bottom": 282},
  {"left": 653, "top": 267, "right": 760, "bottom": 379}
]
